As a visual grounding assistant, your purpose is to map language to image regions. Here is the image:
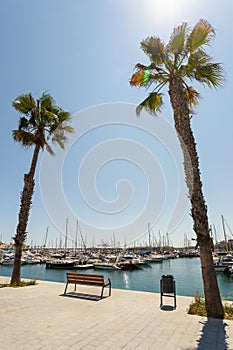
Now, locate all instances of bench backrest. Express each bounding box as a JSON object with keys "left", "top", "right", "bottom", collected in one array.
[{"left": 66, "top": 272, "right": 105, "bottom": 286}]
